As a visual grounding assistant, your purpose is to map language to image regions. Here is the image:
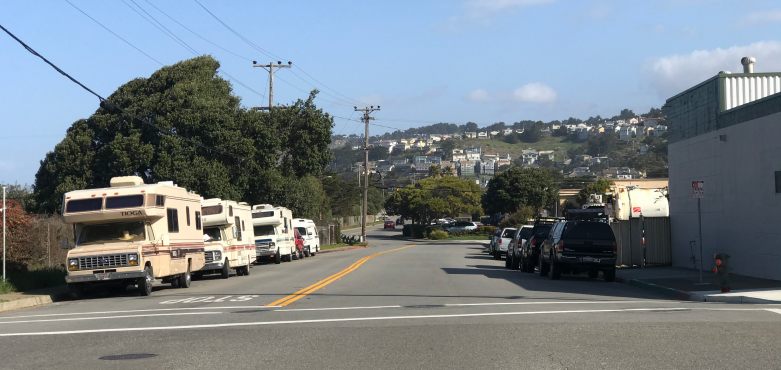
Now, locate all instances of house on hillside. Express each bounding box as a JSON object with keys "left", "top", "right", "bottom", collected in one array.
[
  {"left": 654, "top": 125, "right": 667, "bottom": 137},
  {"left": 502, "top": 128, "right": 514, "bottom": 136},
  {"left": 458, "top": 161, "right": 475, "bottom": 177},
  {"left": 465, "top": 132, "right": 477, "bottom": 138},
  {"left": 538, "top": 150, "right": 555, "bottom": 161},
  {"left": 480, "top": 160, "right": 495, "bottom": 175},
  {"left": 618, "top": 126, "right": 636, "bottom": 140},
  {"left": 478, "top": 132, "right": 488, "bottom": 139}
]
